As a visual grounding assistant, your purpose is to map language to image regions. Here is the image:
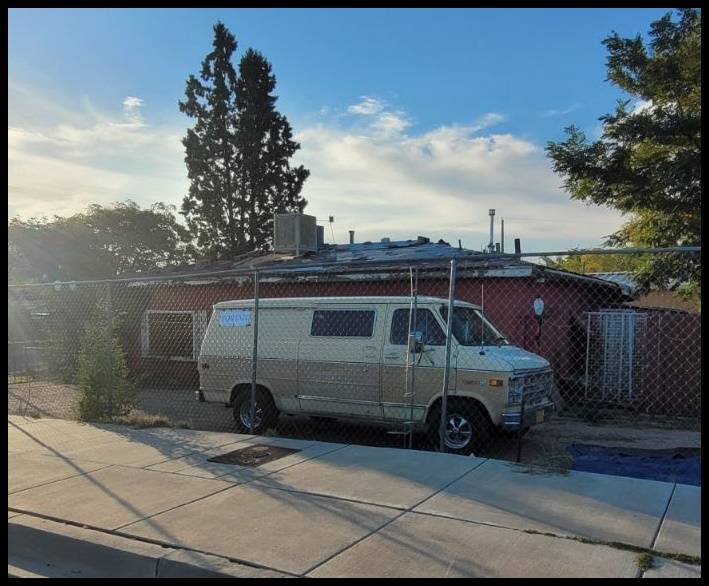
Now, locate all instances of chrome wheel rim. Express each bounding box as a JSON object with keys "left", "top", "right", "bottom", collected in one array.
[
  {"left": 444, "top": 413, "right": 473, "bottom": 450},
  {"left": 239, "top": 400, "right": 263, "bottom": 429}
]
